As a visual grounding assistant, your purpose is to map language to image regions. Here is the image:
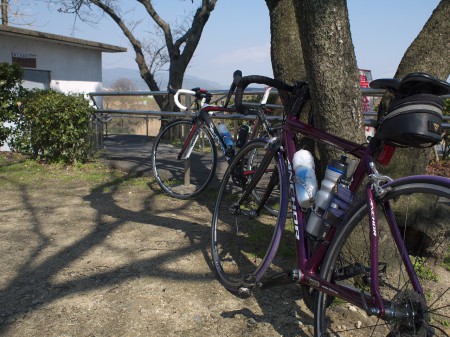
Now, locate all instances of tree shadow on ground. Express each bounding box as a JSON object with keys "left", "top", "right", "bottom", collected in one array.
[
  {"left": 0, "top": 142, "right": 313, "bottom": 336},
  {"left": 0, "top": 174, "right": 212, "bottom": 333}
]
